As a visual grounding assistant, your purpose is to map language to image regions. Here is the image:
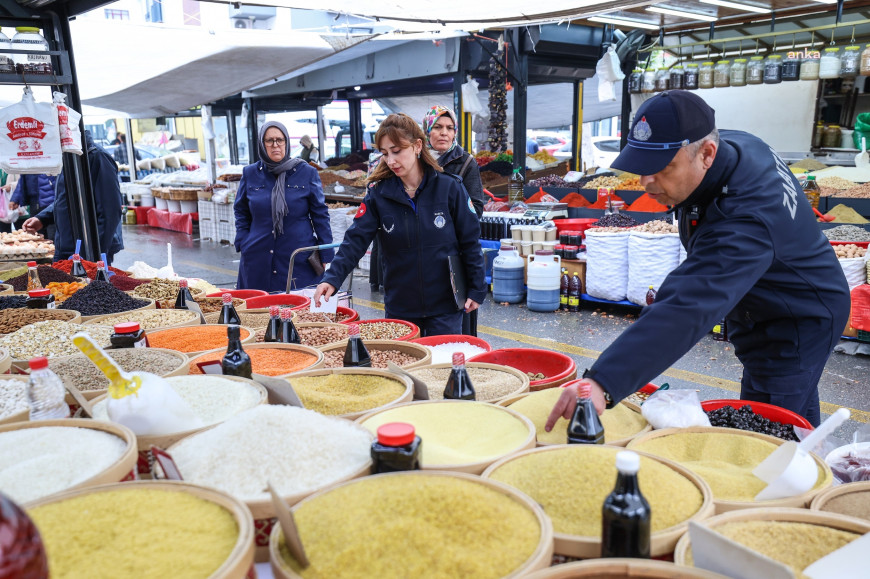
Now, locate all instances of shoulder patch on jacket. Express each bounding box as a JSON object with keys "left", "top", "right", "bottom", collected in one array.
[
  {"left": 467, "top": 197, "right": 476, "bottom": 214},
  {"left": 355, "top": 203, "right": 367, "bottom": 219}
]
